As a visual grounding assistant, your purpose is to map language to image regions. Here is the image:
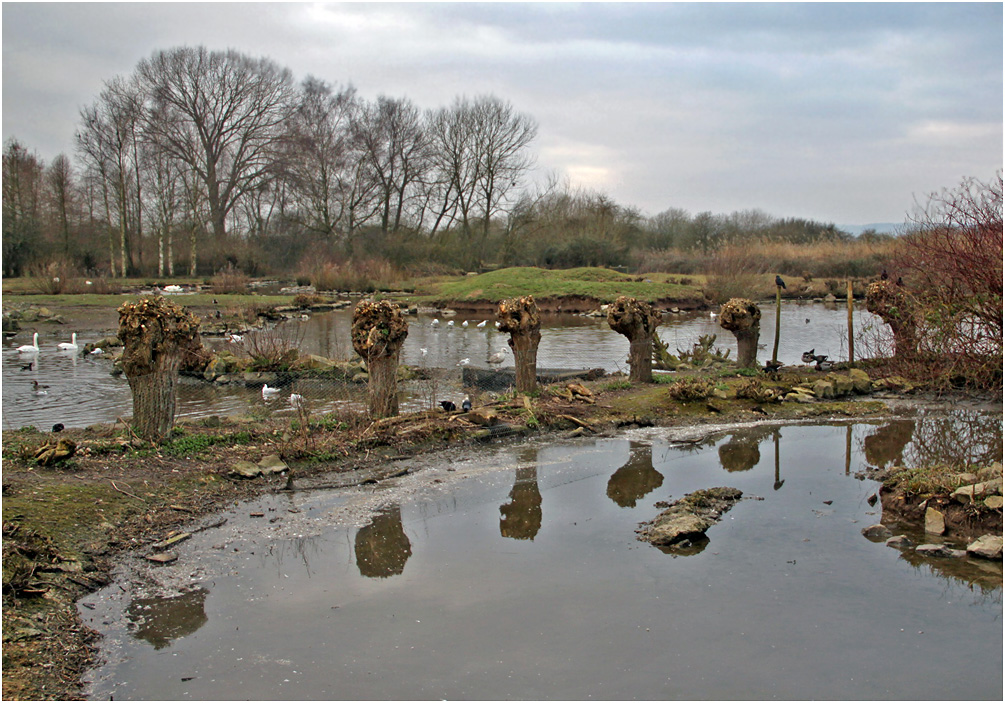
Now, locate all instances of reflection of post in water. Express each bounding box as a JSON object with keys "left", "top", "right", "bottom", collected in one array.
[
  {"left": 863, "top": 420, "right": 916, "bottom": 469},
  {"left": 845, "top": 424, "right": 852, "bottom": 475},
  {"left": 607, "top": 442, "right": 663, "bottom": 508},
  {"left": 126, "top": 587, "right": 208, "bottom": 650},
  {"left": 355, "top": 505, "right": 412, "bottom": 578},
  {"left": 773, "top": 428, "right": 784, "bottom": 490},
  {"left": 500, "top": 448, "right": 543, "bottom": 540}
]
